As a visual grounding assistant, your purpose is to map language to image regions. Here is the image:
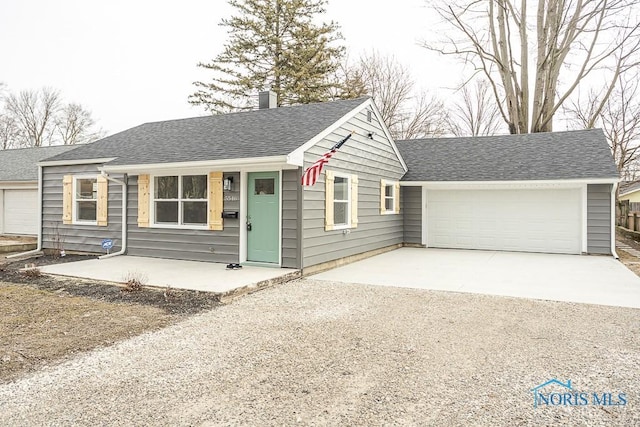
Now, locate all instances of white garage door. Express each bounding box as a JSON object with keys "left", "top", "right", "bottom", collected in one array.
[
  {"left": 427, "top": 188, "right": 582, "bottom": 254},
  {"left": 3, "top": 189, "right": 38, "bottom": 235}
]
